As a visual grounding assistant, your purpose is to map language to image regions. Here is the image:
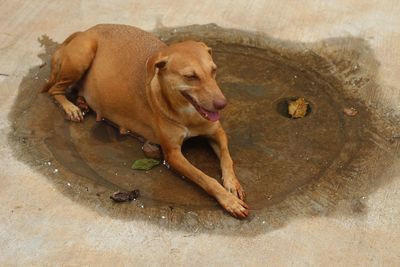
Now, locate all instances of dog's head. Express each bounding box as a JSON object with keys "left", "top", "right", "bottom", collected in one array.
[{"left": 146, "top": 41, "right": 226, "bottom": 122}]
